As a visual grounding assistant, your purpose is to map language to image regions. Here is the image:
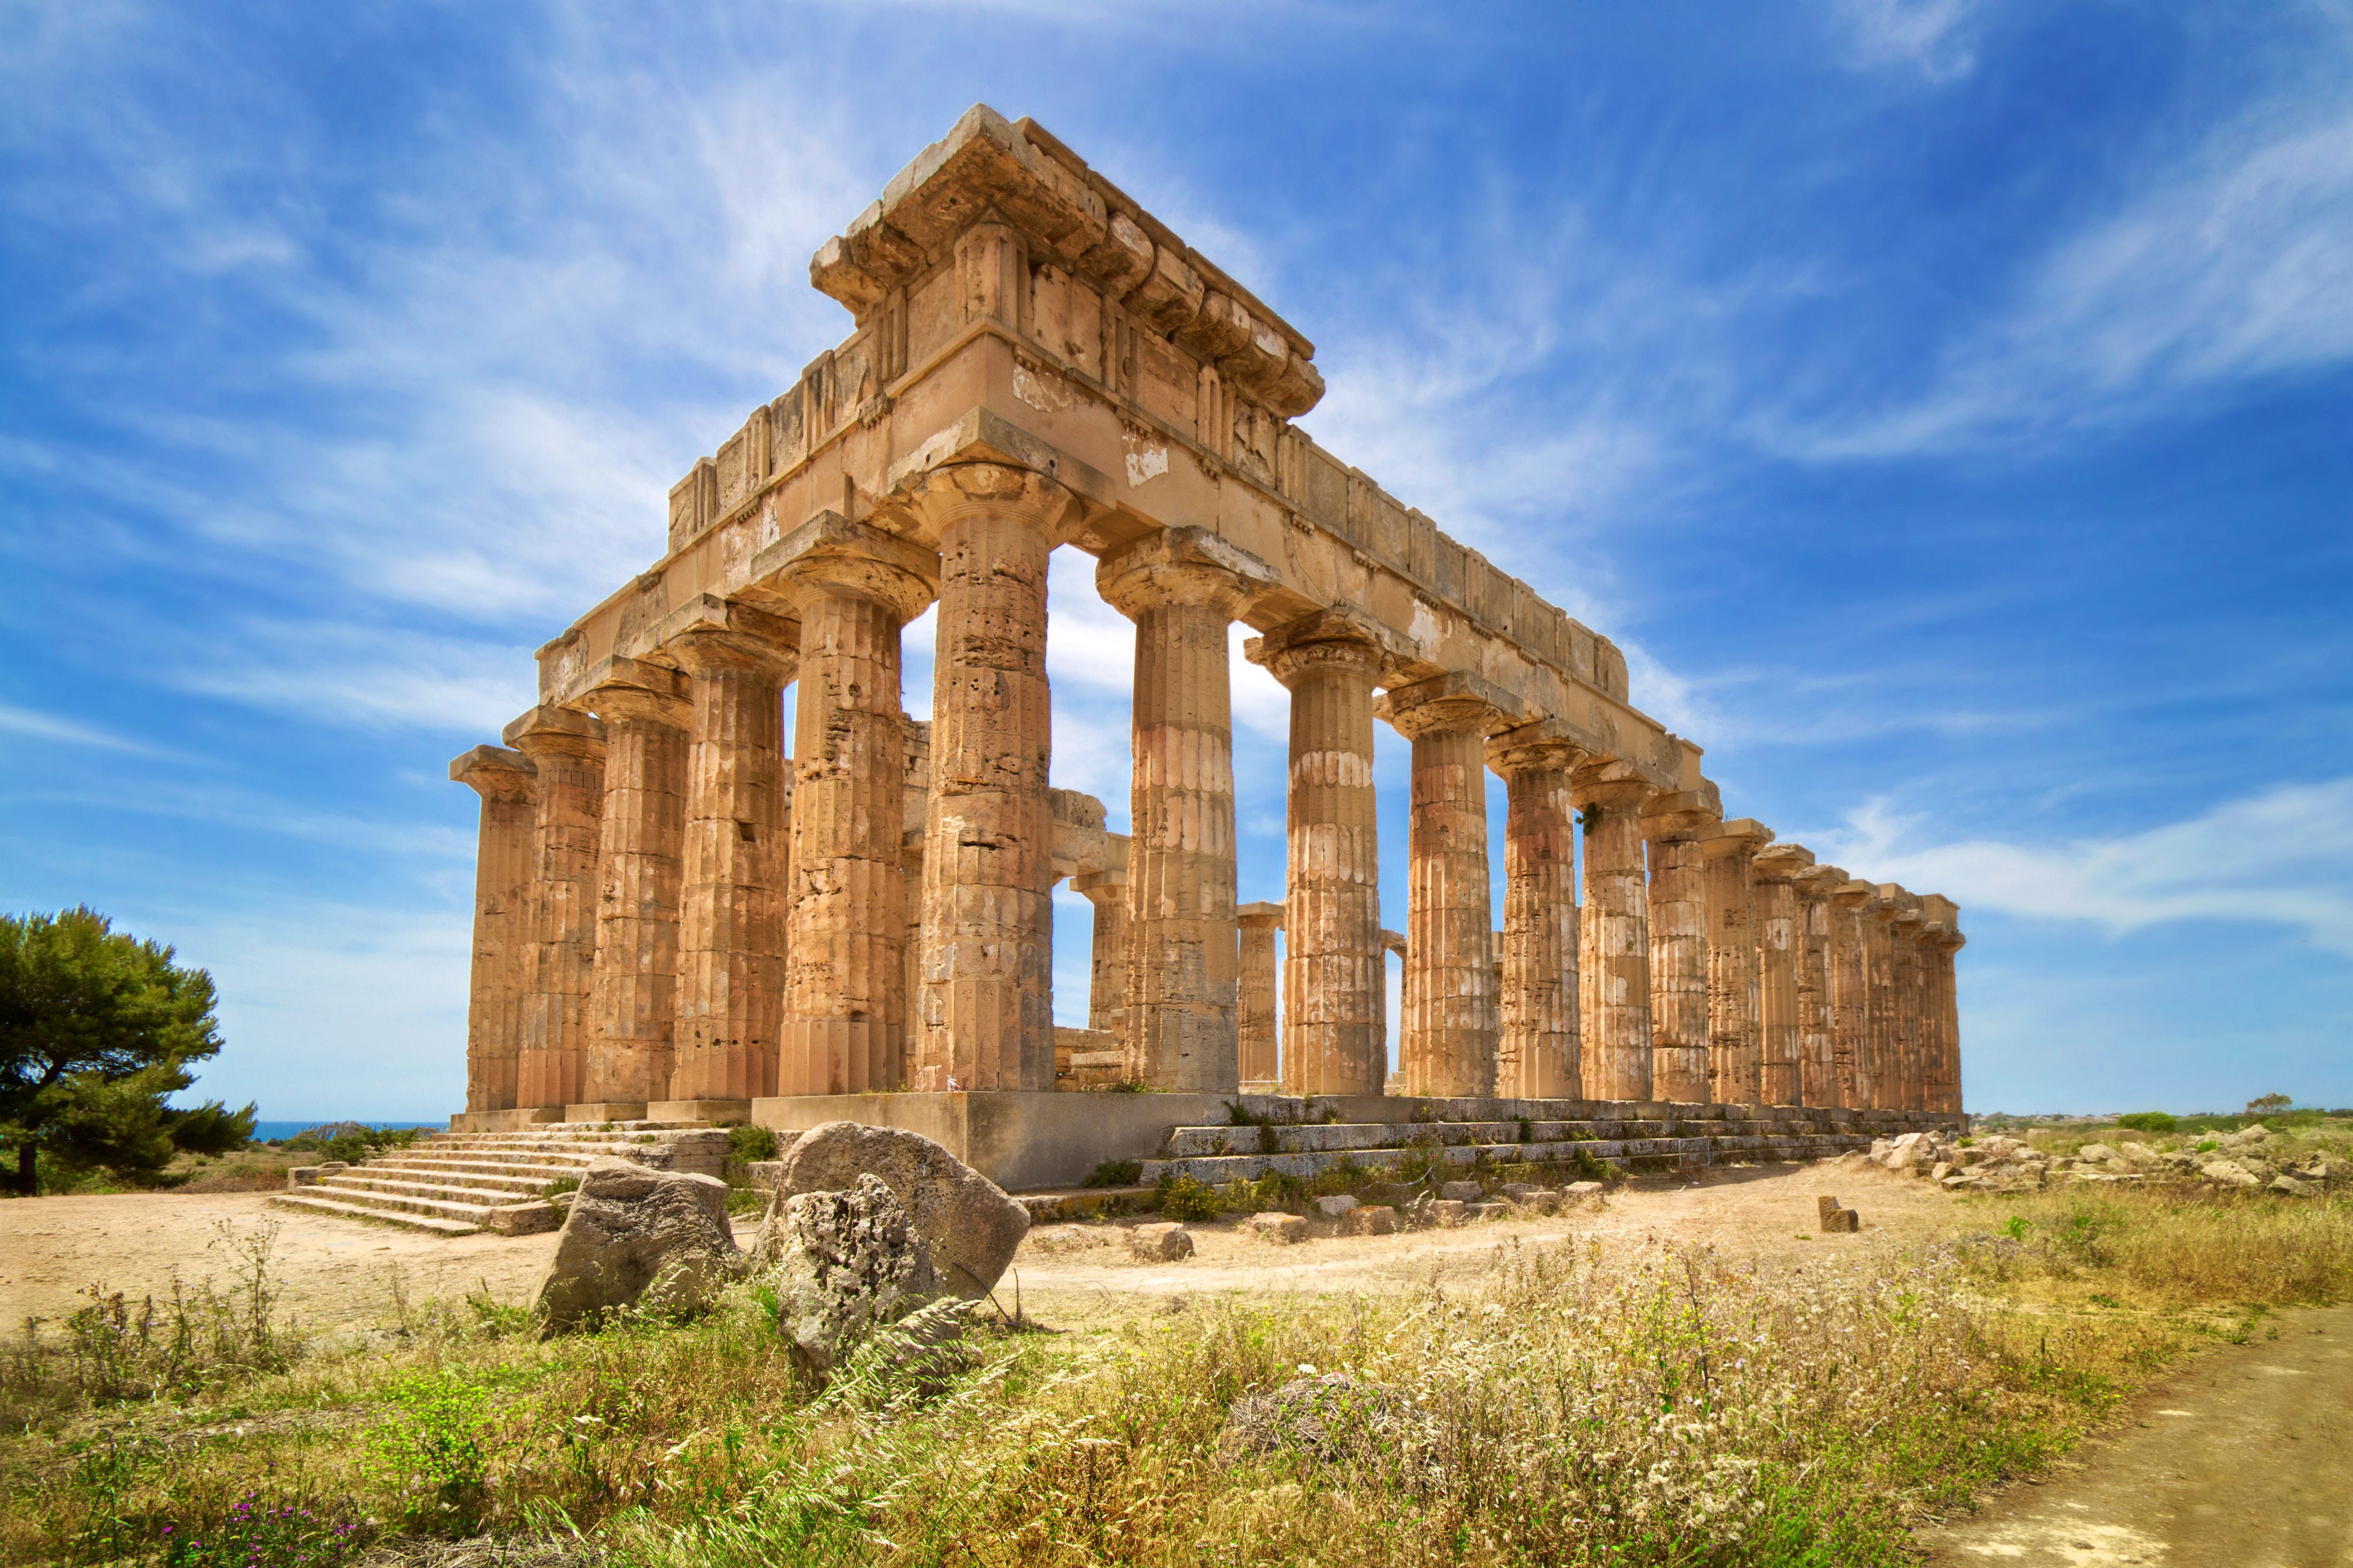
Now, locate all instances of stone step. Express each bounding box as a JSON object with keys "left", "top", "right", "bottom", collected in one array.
[
  {"left": 268, "top": 1193, "right": 483, "bottom": 1236},
  {"left": 329, "top": 1170, "right": 551, "bottom": 1202},
  {"left": 1162, "top": 1119, "right": 1871, "bottom": 1160},
  {"left": 368, "top": 1155, "right": 590, "bottom": 1181},
  {"left": 305, "top": 1180, "right": 501, "bottom": 1224},
  {"left": 1141, "top": 1133, "right": 1873, "bottom": 1187}
]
